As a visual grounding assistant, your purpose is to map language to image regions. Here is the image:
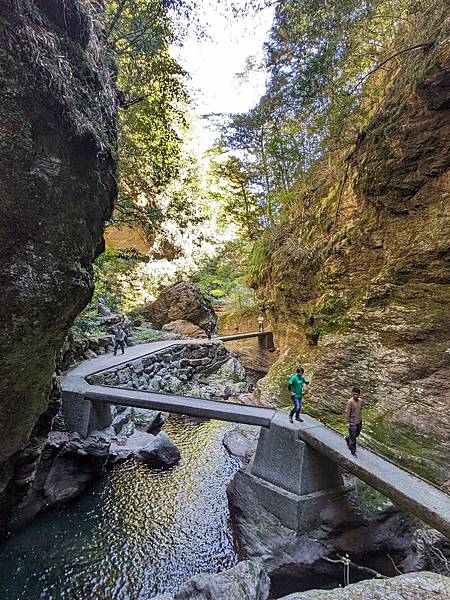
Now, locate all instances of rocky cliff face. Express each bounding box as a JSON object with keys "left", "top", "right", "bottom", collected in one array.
[
  {"left": 254, "top": 9, "right": 450, "bottom": 485},
  {"left": 0, "top": 0, "right": 117, "bottom": 526}
]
